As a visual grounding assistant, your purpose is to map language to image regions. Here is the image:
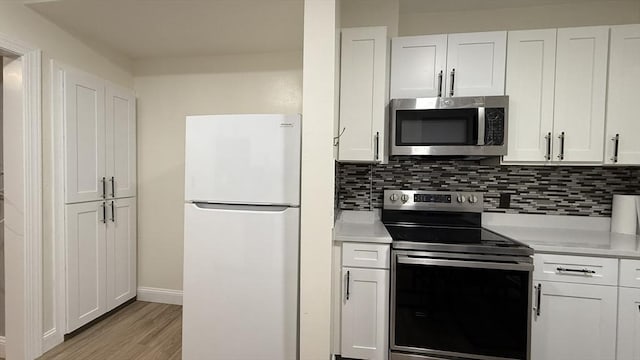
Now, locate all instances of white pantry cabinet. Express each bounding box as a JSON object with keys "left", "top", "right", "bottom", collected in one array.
[
  {"left": 390, "top": 34, "right": 448, "bottom": 99},
  {"left": 106, "top": 197, "right": 137, "bottom": 311},
  {"left": 338, "top": 26, "right": 389, "bottom": 163},
  {"left": 553, "top": 26, "right": 609, "bottom": 163},
  {"left": 503, "top": 29, "right": 557, "bottom": 163},
  {"left": 531, "top": 281, "right": 617, "bottom": 360},
  {"left": 605, "top": 24, "right": 640, "bottom": 165},
  {"left": 390, "top": 31, "right": 506, "bottom": 98},
  {"left": 339, "top": 242, "right": 390, "bottom": 360},
  {"left": 64, "top": 71, "right": 137, "bottom": 203},
  {"left": 618, "top": 287, "right": 640, "bottom": 360}
]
